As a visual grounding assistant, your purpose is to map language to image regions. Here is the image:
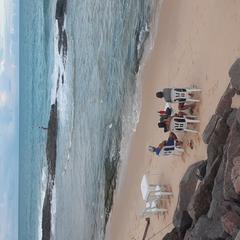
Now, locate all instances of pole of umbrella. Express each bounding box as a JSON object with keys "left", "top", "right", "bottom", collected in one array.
[{"left": 142, "top": 218, "right": 150, "bottom": 240}]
